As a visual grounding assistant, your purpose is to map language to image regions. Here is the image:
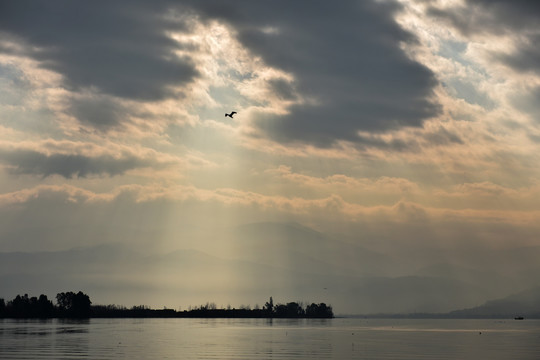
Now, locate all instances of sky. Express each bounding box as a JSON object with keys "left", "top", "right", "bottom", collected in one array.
[{"left": 1, "top": 0, "right": 540, "bottom": 313}]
